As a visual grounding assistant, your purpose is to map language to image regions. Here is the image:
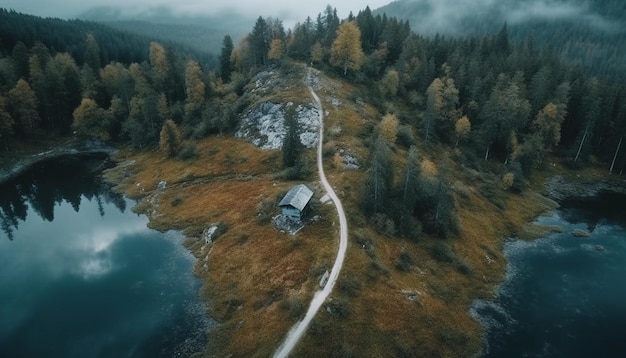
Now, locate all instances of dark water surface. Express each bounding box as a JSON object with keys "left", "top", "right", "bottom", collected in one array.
[
  {"left": 472, "top": 194, "right": 626, "bottom": 358},
  {"left": 0, "top": 157, "right": 211, "bottom": 357}
]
